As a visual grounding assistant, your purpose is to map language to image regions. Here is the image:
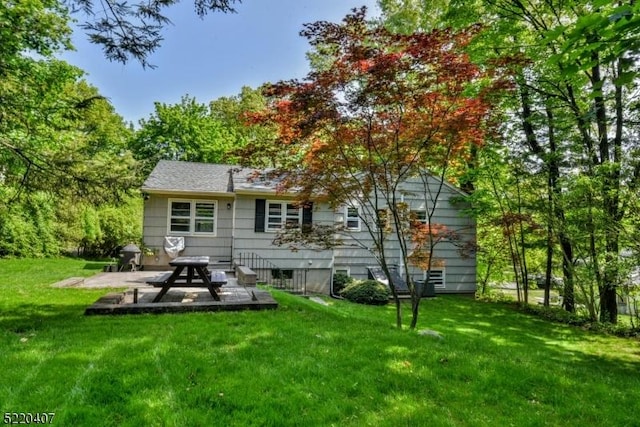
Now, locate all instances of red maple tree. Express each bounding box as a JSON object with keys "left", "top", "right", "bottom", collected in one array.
[{"left": 244, "top": 7, "right": 506, "bottom": 328}]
